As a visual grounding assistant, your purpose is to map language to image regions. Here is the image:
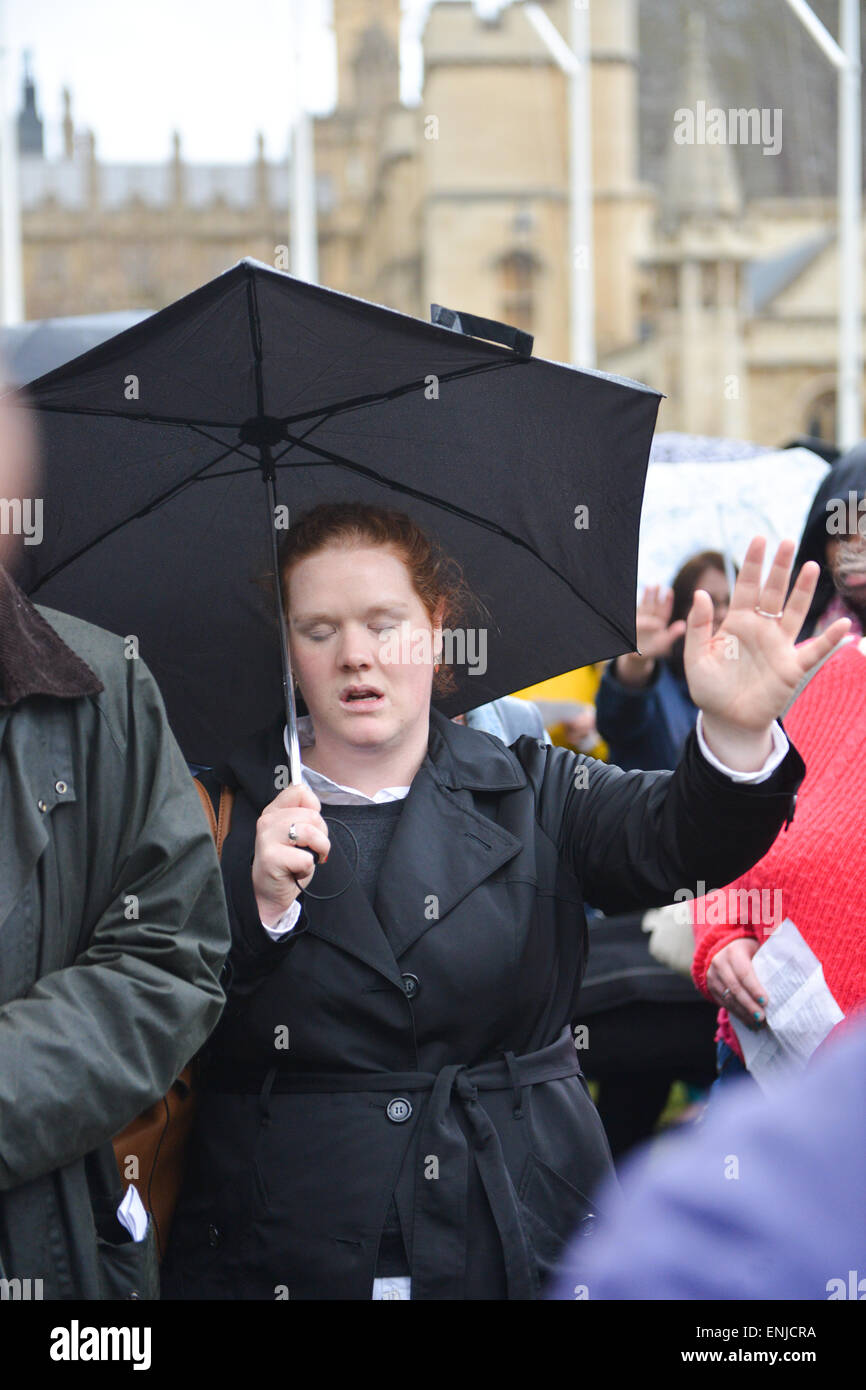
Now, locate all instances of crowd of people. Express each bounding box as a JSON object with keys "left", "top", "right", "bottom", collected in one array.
[{"left": 1, "top": 363, "right": 864, "bottom": 1302}]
